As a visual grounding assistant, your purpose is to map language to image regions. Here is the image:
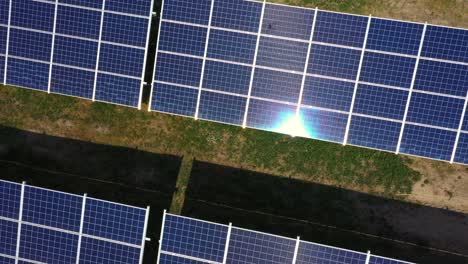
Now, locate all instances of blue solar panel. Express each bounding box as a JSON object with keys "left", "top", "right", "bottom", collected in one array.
[
  {"left": 50, "top": 66, "right": 95, "bottom": 99},
  {"left": 0, "top": 27, "right": 7, "bottom": 54},
  {"left": 95, "top": 73, "right": 142, "bottom": 107},
  {"left": 406, "top": 92, "right": 464, "bottom": 129},
  {"left": 56, "top": 6, "right": 101, "bottom": 39},
  {"left": 453, "top": 133, "right": 468, "bottom": 164},
  {"left": 10, "top": 0, "right": 55, "bottom": 32},
  {"left": 301, "top": 108, "right": 348, "bottom": 143},
  {"left": 0, "top": 219, "right": 18, "bottom": 257},
  {"left": 262, "top": 4, "right": 315, "bottom": 40},
  {"left": 155, "top": 53, "right": 202, "bottom": 87},
  {"left": 415, "top": 59, "right": 468, "bottom": 97},
  {"left": 207, "top": 29, "right": 257, "bottom": 64},
  {"left": 314, "top": 11, "right": 368, "bottom": 48},
  {"left": 353, "top": 84, "right": 408, "bottom": 120},
  {"left": 400, "top": 124, "right": 456, "bottom": 160},
  {"left": 369, "top": 255, "right": 411, "bottom": 264},
  {"left": 0, "top": 0, "right": 9, "bottom": 25},
  {"left": 360, "top": 52, "right": 416, "bottom": 88},
  {"left": 198, "top": 91, "right": 246, "bottom": 125},
  {"left": 296, "top": 241, "right": 367, "bottom": 264},
  {"left": 102, "top": 13, "right": 148, "bottom": 47},
  {"left": 227, "top": 227, "right": 296, "bottom": 264},
  {"left": 105, "top": 0, "right": 152, "bottom": 17},
  {"left": 163, "top": 0, "right": 211, "bottom": 26},
  {"left": 79, "top": 237, "right": 141, "bottom": 264},
  {"left": 151, "top": 83, "right": 198, "bottom": 116},
  {"left": 252, "top": 68, "right": 302, "bottom": 103},
  {"left": 257, "top": 37, "right": 308, "bottom": 72},
  {"left": 7, "top": 59, "right": 49, "bottom": 91},
  {"left": 203, "top": 61, "right": 251, "bottom": 95},
  {"left": 53, "top": 36, "right": 98, "bottom": 69},
  {"left": 98, "top": 44, "right": 144, "bottom": 77},
  {"left": 19, "top": 224, "right": 78, "bottom": 264},
  {"left": 83, "top": 198, "right": 146, "bottom": 245},
  {"left": 158, "top": 22, "right": 207, "bottom": 56},
  {"left": 162, "top": 214, "right": 228, "bottom": 263},
  {"left": 9, "top": 29, "right": 52, "bottom": 61},
  {"left": 22, "top": 186, "right": 82, "bottom": 232},
  {"left": 0, "top": 56, "right": 5, "bottom": 81},
  {"left": 308, "top": 44, "right": 361, "bottom": 80},
  {"left": 348, "top": 116, "right": 401, "bottom": 151},
  {"left": 0, "top": 256, "right": 15, "bottom": 264},
  {"left": 59, "top": 0, "right": 103, "bottom": 9},
  {"left": 422, "top": 25, "right": 468, "bottom": 63},
  {"left": 159, "top": 253, "right": 208, "bottom": 264},
  {"left": 302, "top": 77, "right": 354, "bottom": 112},
  {"left": 0, "top": 181, "right": 21, "bottom": 219},
  {"left": 212, "top": 0, "right": 262, "bottom": 33},
  {"left": 246, "top": 100, "right": 297, "bottom": 132},
  {"left": 367, "top": 19, "right": 424, "bottom": 55}
]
